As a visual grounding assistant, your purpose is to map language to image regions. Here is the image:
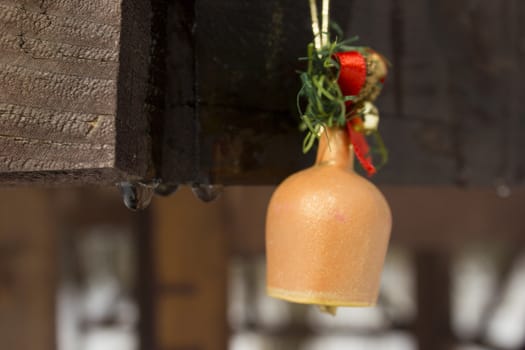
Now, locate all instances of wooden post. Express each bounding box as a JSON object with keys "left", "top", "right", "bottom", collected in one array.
[
  {"left": 151, "top": 188, "right": 228, "bottom": 350},
  {"left": 53, "top": 187, "right": 150, "bottom": 350},
  {"left": 0, "top": 189, "right": 57, "bottom": 350},
  {"left": 415, "top": 250, "right": 453, "bottom": 350}
]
